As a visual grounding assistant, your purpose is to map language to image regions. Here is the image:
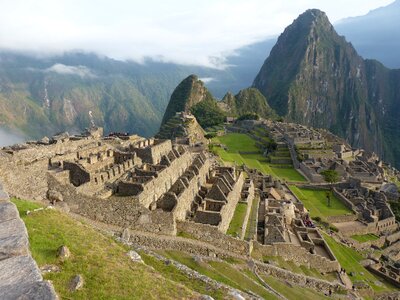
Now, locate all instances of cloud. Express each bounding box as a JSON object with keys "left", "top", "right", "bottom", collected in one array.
[
  {"left": 199, "top": 77, "right": 216, "bottom": 83},
  {"left": 0, "top": 0, "right": 394, "bottom": 68},
  {"left": 45, "top": 64, "right": 95, "bottom": 78},
  {"left": 0, "top": 128, "right": 25, "bottom": 147}
]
